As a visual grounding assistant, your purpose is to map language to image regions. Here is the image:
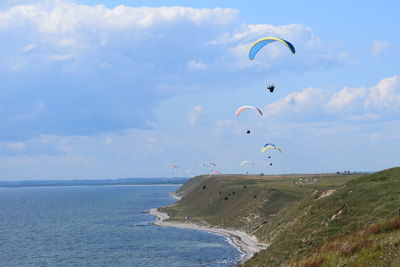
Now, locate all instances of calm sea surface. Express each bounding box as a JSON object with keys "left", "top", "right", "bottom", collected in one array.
[{"left": 0, "top": 185, "right": 242, "bottom": 266}]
